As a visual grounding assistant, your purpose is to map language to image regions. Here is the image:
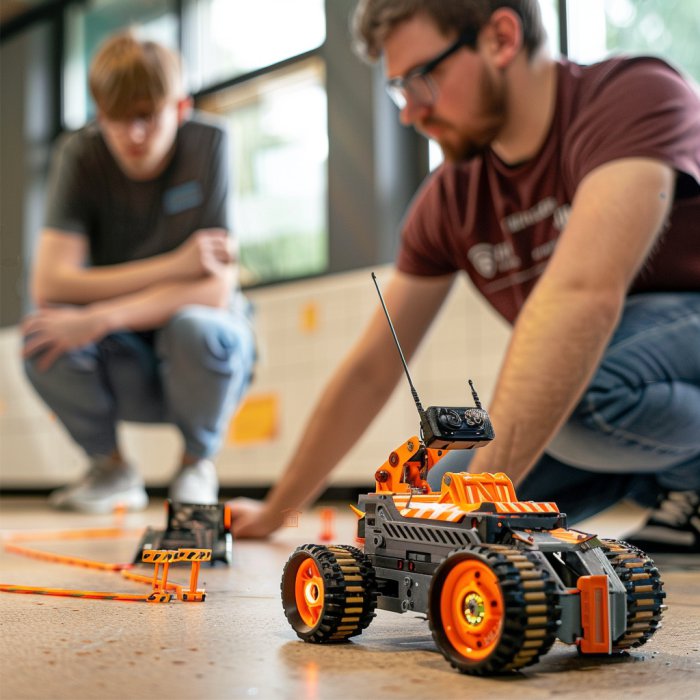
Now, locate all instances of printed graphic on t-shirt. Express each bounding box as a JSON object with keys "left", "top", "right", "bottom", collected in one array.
[
  {"left": 467, "top": 242, "right": 521, "bottom": 279},
  {"left": 500, "top": 197, "right": 570, "bottom": 236},
  {"left": 468, "top": 199, "right": 570, "bottom": 284},
  {"left": 501, "top": 196, "right": 558, "bottom": 233},
  {"left": 163, "top": 181, "right": 204, "bottom": 215}
]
